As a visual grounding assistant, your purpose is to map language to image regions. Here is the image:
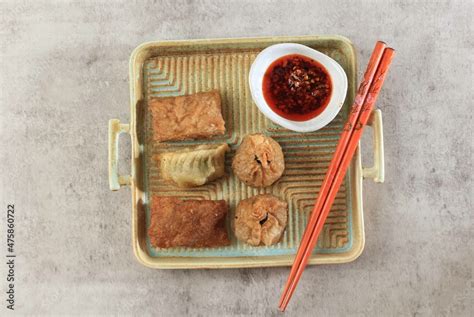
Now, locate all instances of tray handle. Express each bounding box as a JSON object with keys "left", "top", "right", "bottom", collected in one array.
[
  {"left": 362, "top": 109, "right": 384, "bottom": 183},
  {"left": 108, "top": 119, "right": 131, "bottom": 191}
]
